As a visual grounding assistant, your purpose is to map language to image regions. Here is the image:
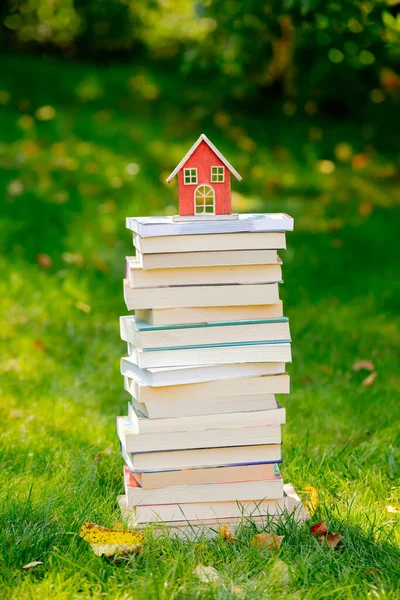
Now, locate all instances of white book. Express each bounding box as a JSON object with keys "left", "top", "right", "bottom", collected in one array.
[
  {"left": 117, "top": 416, "right": 282, "bottom": 453},
  {"left": 124, "top": 472, "right": 283, "bottom": 506},
  {"left": 126, "top": 341, "right": 291, "bottom": 369},
  {"left": 136, "top": 303, "right": 284, "bottom": 326},
  {"left": 122, "top": 443, "right": 282, "bottom": 471},
  {"left": 124, "top": 377, "right": 281, "bottom": 419},
  {"left": 131, "top": 498, "right": 285, "bottom": 523},
  {"left": 124, "top": 280, "right": 280, "bottom": 310},
  {"left": 125, "top": 373, "right": 288, "bottom": 403},
  {"left": 120, "top": 315, "right": 290, "bottom": 350},
  {"left": 134, "top": 231, "right": 286, "bottom": 254},
  {"left": 126, "top": 213, "right": 294, "bottom": 238},
  {"left": 127, "top": 400, "right": 285, "bottom": 434},
  {"left": 129, "top": 391, "right": 279, "bottom": 419},
  {"left": 135, "top": 249, "right": 280, "bottom": 270},
  {"left": 125, "top": 257, "right": 282, "bottom": 287},
  {"left": 121, "top": 358, "right": 288, "bottom": 386}
]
